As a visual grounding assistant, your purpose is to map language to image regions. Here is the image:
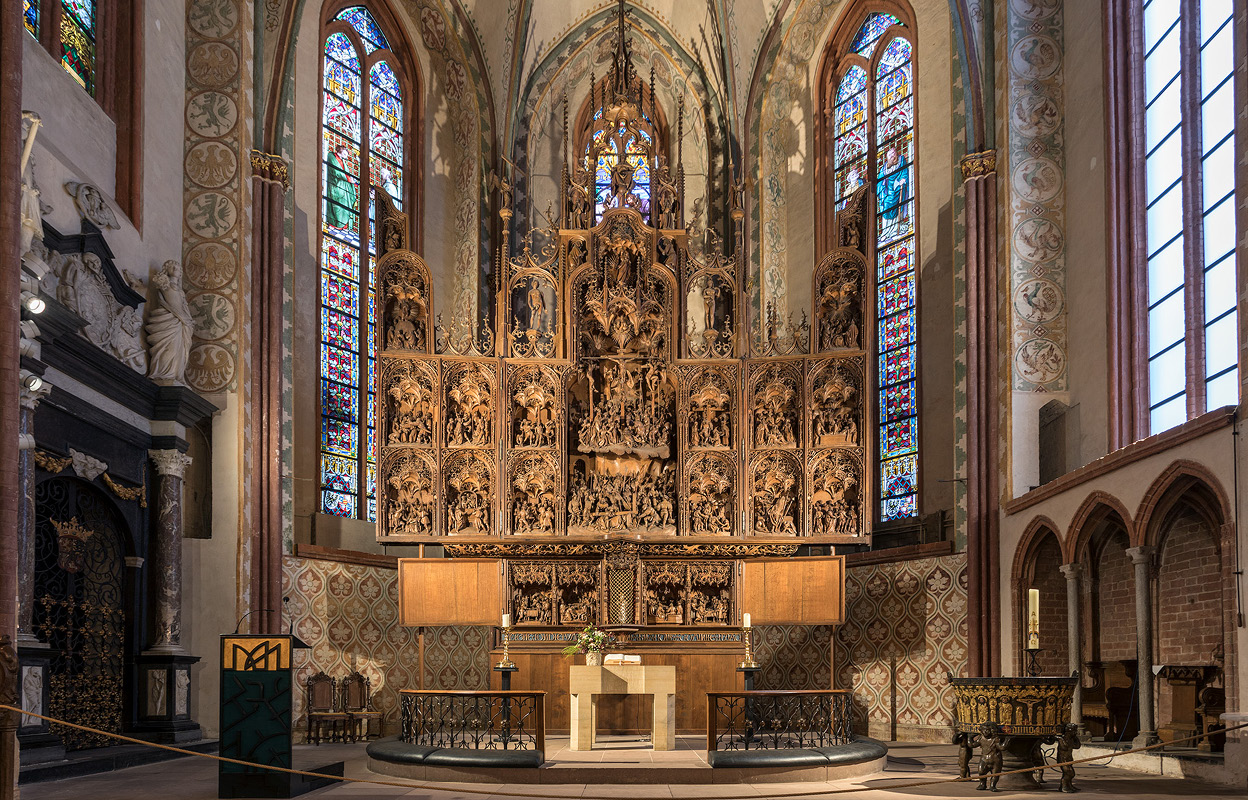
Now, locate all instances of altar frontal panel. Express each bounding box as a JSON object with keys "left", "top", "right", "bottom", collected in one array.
[
  {"left": 742, "top": 556, "right": 845, "bottom": 624},
  {"left": 398, "top": 558, "right": 501, "bottom": 625}
]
